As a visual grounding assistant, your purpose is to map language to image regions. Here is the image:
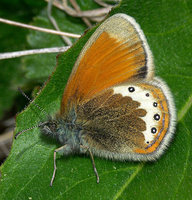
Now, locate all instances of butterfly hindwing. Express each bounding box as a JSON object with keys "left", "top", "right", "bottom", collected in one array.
[{"left": 76, "top": 78, "right": 175, "bottom": 161}]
